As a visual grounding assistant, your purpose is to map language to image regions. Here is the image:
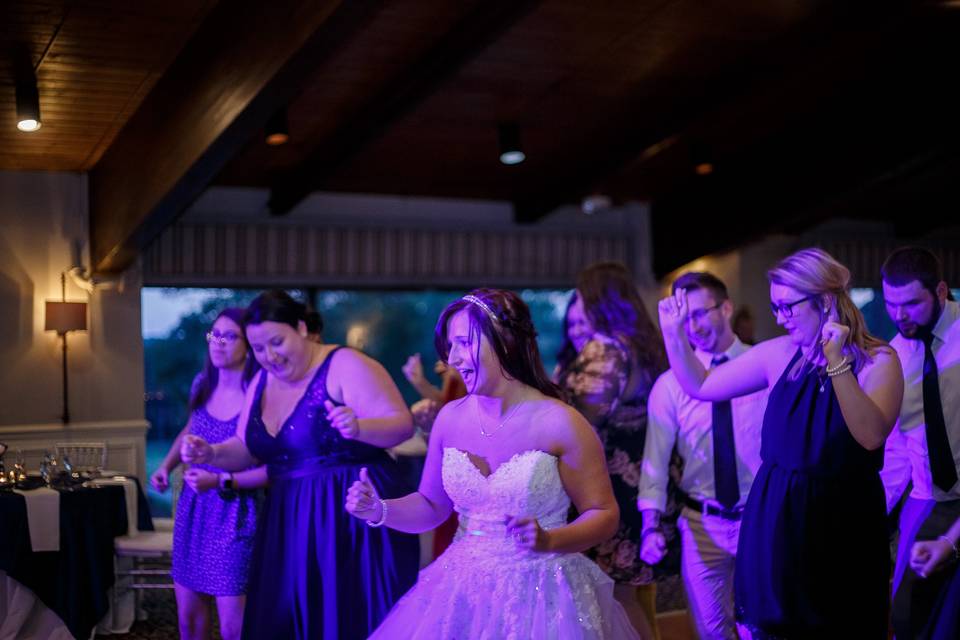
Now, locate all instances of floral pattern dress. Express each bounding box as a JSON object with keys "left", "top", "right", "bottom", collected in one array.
[{"left": 560, "top": 334, "right": 682, "bottom": 586}]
